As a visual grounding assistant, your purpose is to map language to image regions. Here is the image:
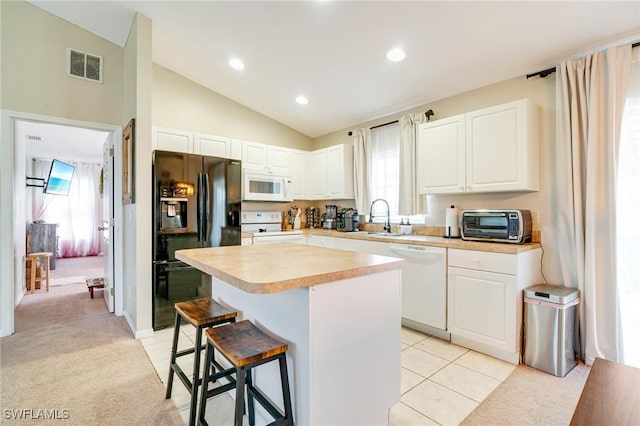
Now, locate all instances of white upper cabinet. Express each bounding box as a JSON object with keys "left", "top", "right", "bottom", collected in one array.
[
  {"left": 267, "top": 145, "right": 291, "bottom": 175},
  {"left": 289, "top": 149, "right": 310, "bottom": 200},
  {"left": 229, "top": 138, "right": 242, "bottom": 161},
  {"left": 195, "top": 132, "right": 230, "bottom": 158},
  {"left": 311, "top": 144, "right": 354, "bottom": 200},
  {"left": 242, "top": 141, "right": 290, "bottom": 175},
  {"left": 418, "top": 99, "right": 538, "bottom": 194},
  {"left": 153, "top": 127, "right": 240, "bottom": 160},
  {"left": 417, "top": 115, "right": 466, "bottom": 194},
  {"left": 311, "top": 148, "right": 328, "bottom": 198},
  {"left": 152, "top": 127, "right": 194, "bottom": 153}
]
